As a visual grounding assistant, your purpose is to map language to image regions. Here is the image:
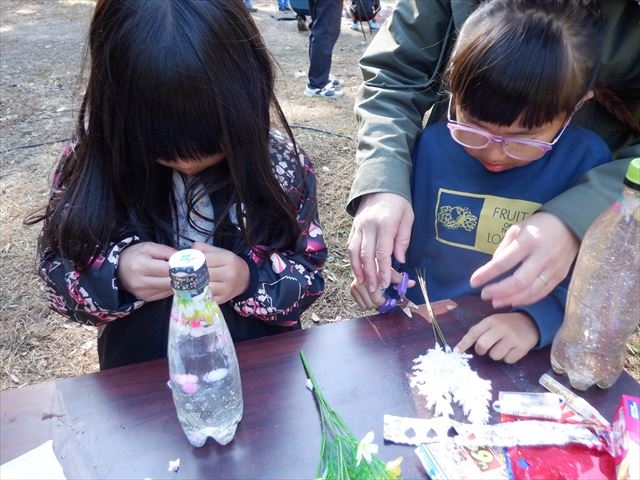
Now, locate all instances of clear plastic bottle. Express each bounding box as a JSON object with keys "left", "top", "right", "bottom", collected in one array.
[
  {"left": 168, "top": 249, "right": 243, "bottom": 446},
  {"left": 551, "top": 159, "right": 640, "bottom": 391}
]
